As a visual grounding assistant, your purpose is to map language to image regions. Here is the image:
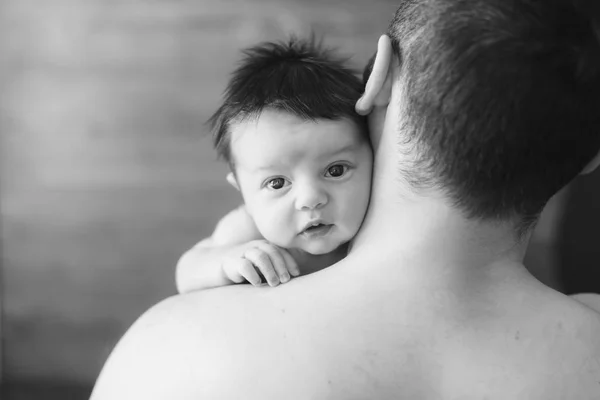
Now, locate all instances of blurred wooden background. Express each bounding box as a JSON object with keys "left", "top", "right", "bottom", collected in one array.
[
  {"left": 0, "top": 0, "right": 598, "bottom": 398},
  {"left": 0, "top": 0, "right": 398, "bottom": 394}
]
